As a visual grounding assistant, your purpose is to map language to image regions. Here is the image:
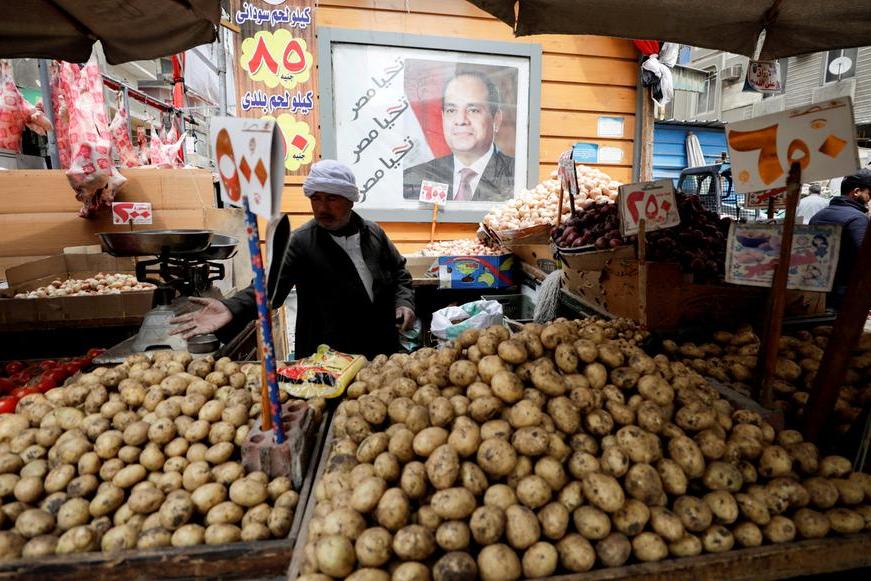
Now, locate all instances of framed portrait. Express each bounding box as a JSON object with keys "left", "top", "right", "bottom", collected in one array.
[{"left": 318, "top": 28, "right": 542, "bottom": 222}]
